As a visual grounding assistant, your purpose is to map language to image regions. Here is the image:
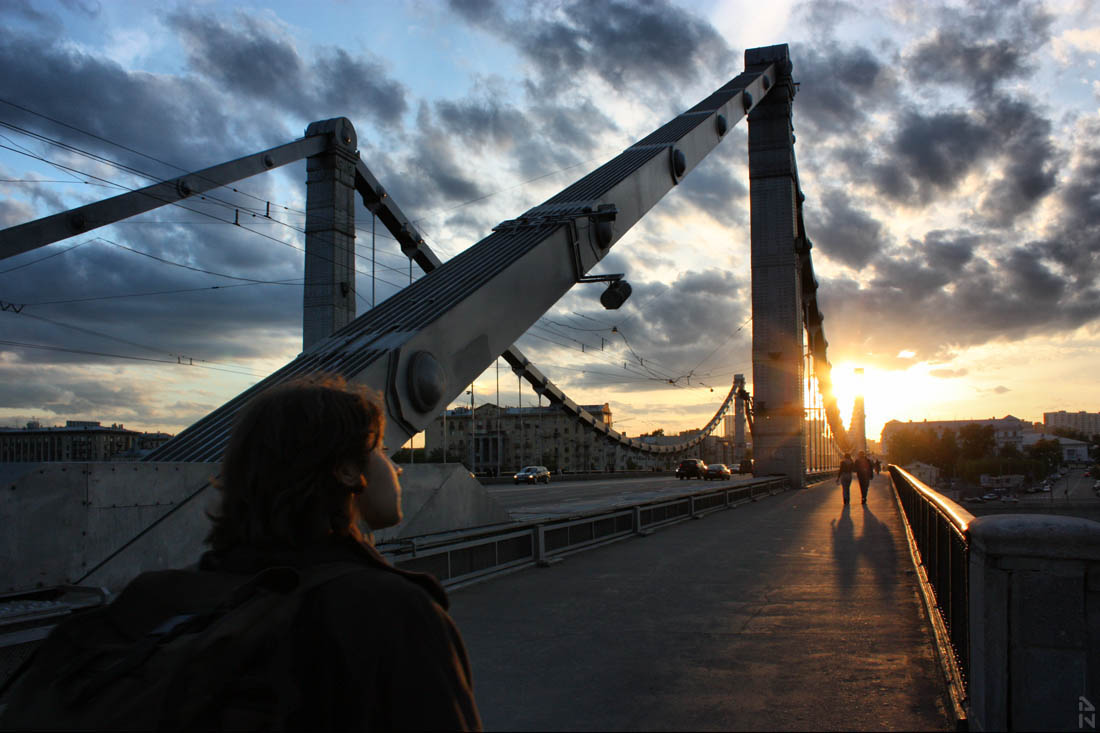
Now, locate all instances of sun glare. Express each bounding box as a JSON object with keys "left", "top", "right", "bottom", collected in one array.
[{"left": 827, "top": 363, "right": 945, "bottom": 440}]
